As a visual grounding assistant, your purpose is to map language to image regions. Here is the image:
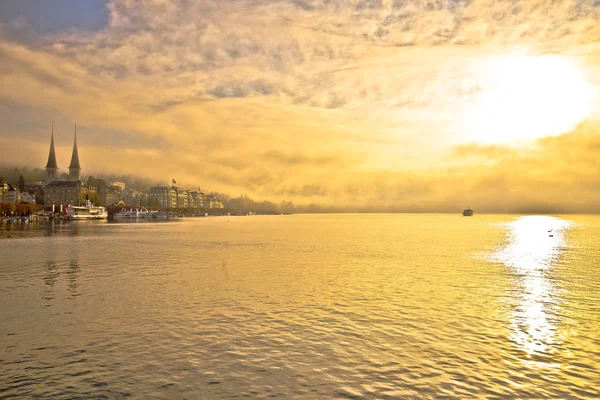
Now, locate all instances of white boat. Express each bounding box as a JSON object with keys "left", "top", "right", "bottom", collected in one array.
[
  {"left": 67, "top": 201, "right": 108, "bottom": 220},
  {"left": 136, "top": 208, "right": 151, "bottom": 219},
  {"left": 113, "top": 208, "right": 151, "bottom": 220},
  {"left": 153, "top": 212, "right": 168, "bottom": 220},
  {"left": 113, "top": 209, "right": 131, "bottom": 220}
]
